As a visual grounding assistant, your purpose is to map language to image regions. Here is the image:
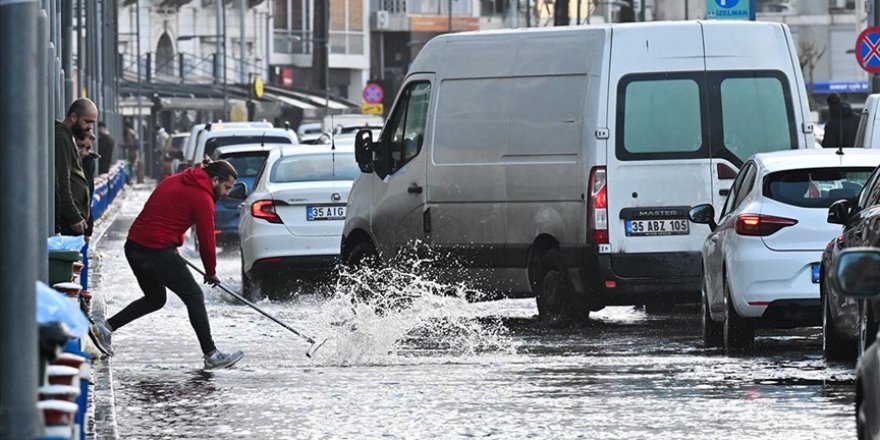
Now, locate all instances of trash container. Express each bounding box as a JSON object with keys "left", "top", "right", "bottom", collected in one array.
[{"left": 48, "top": 250, "right": 81, "bottom": 285}]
